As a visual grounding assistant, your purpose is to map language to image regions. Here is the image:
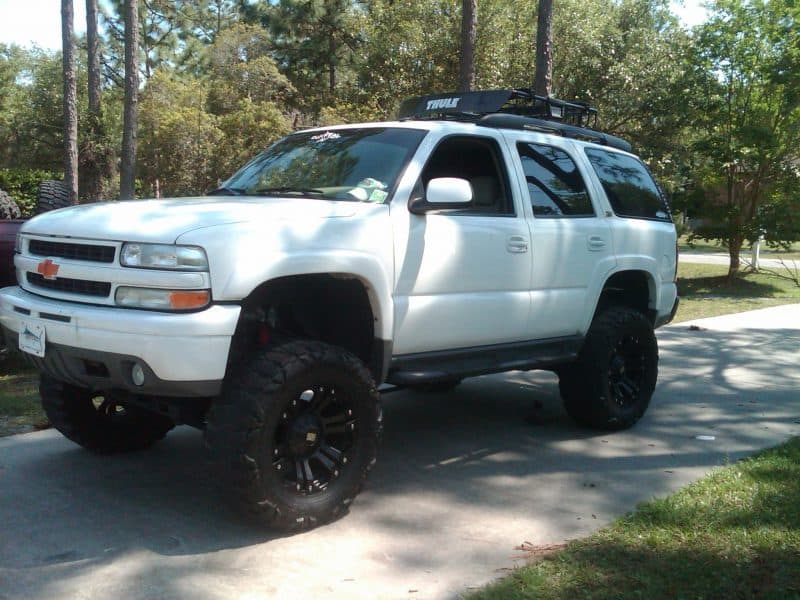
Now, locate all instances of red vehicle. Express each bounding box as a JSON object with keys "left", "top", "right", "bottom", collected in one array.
[
  {"left": 0, "top": 181, "right": 71, "bottom": 288},
  {"left": 0, "top": 219, "right": 23, "bottom": 288}
]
